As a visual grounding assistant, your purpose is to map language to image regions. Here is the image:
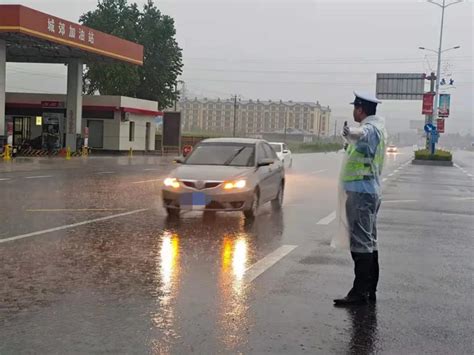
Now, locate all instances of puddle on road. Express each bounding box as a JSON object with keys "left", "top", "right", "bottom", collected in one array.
[{"left": 1, "top": 210, "right": 285, "bottom": 354}]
